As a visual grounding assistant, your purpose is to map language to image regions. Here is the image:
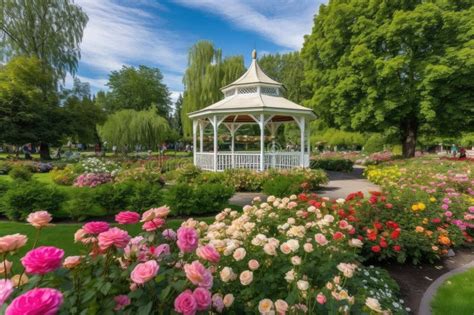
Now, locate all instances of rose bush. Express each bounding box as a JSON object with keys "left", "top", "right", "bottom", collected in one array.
[{"left": 0, "top": 198, "right": 409, "bottom": 314}]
